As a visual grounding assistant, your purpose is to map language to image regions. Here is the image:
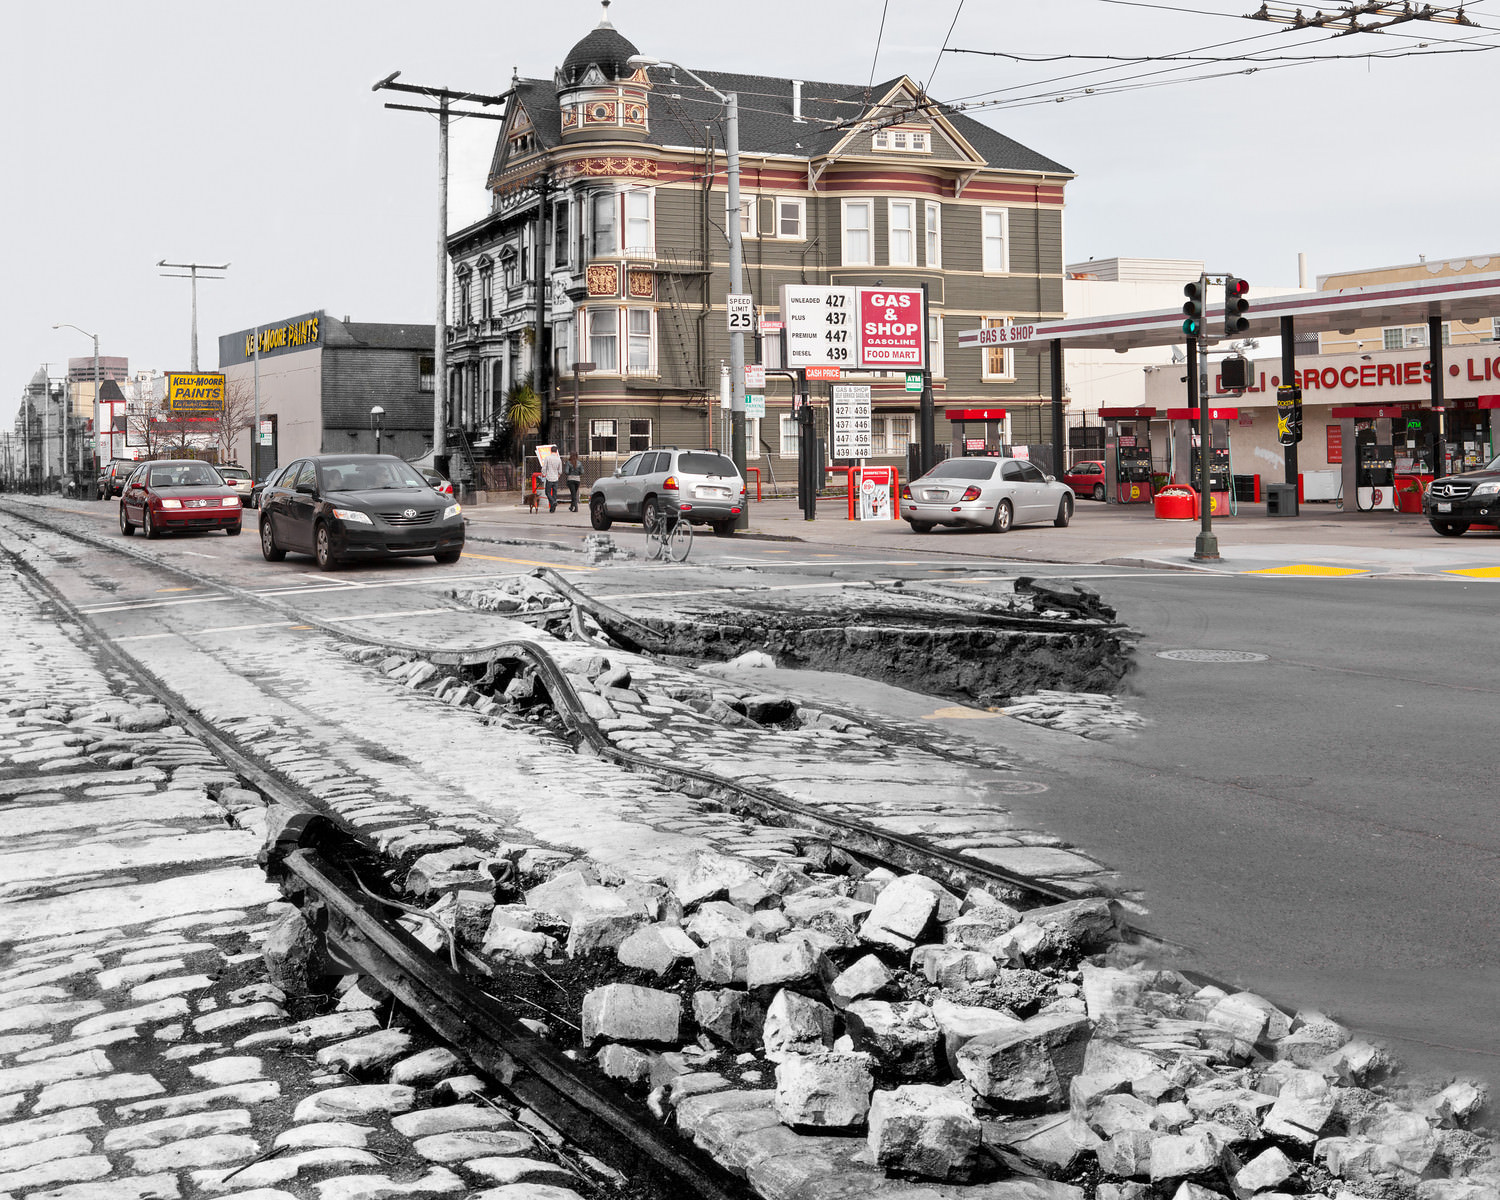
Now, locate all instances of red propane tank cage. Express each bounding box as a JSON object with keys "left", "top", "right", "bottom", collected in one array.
[{"left": 1153, "top": 483, "right": 1199, "bottom": 520}]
